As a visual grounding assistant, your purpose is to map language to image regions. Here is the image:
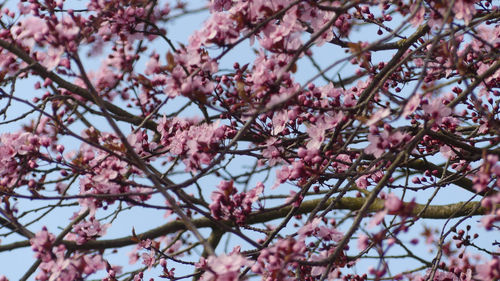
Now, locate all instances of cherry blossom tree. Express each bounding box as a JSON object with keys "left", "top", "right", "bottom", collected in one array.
[{"left": 0, "top": 0, "right": 499, "bottom": 280}]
